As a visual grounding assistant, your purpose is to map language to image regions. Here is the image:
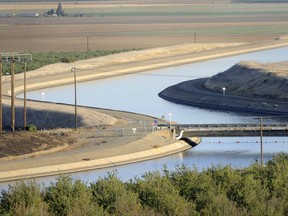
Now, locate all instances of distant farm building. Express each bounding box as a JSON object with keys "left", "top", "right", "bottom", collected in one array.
[
  {"left": 0, "top": 14, "right": 15, "bottom": 18},
  {"left": 20, "top": 13, "right": 39, "bottom": 17}
]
